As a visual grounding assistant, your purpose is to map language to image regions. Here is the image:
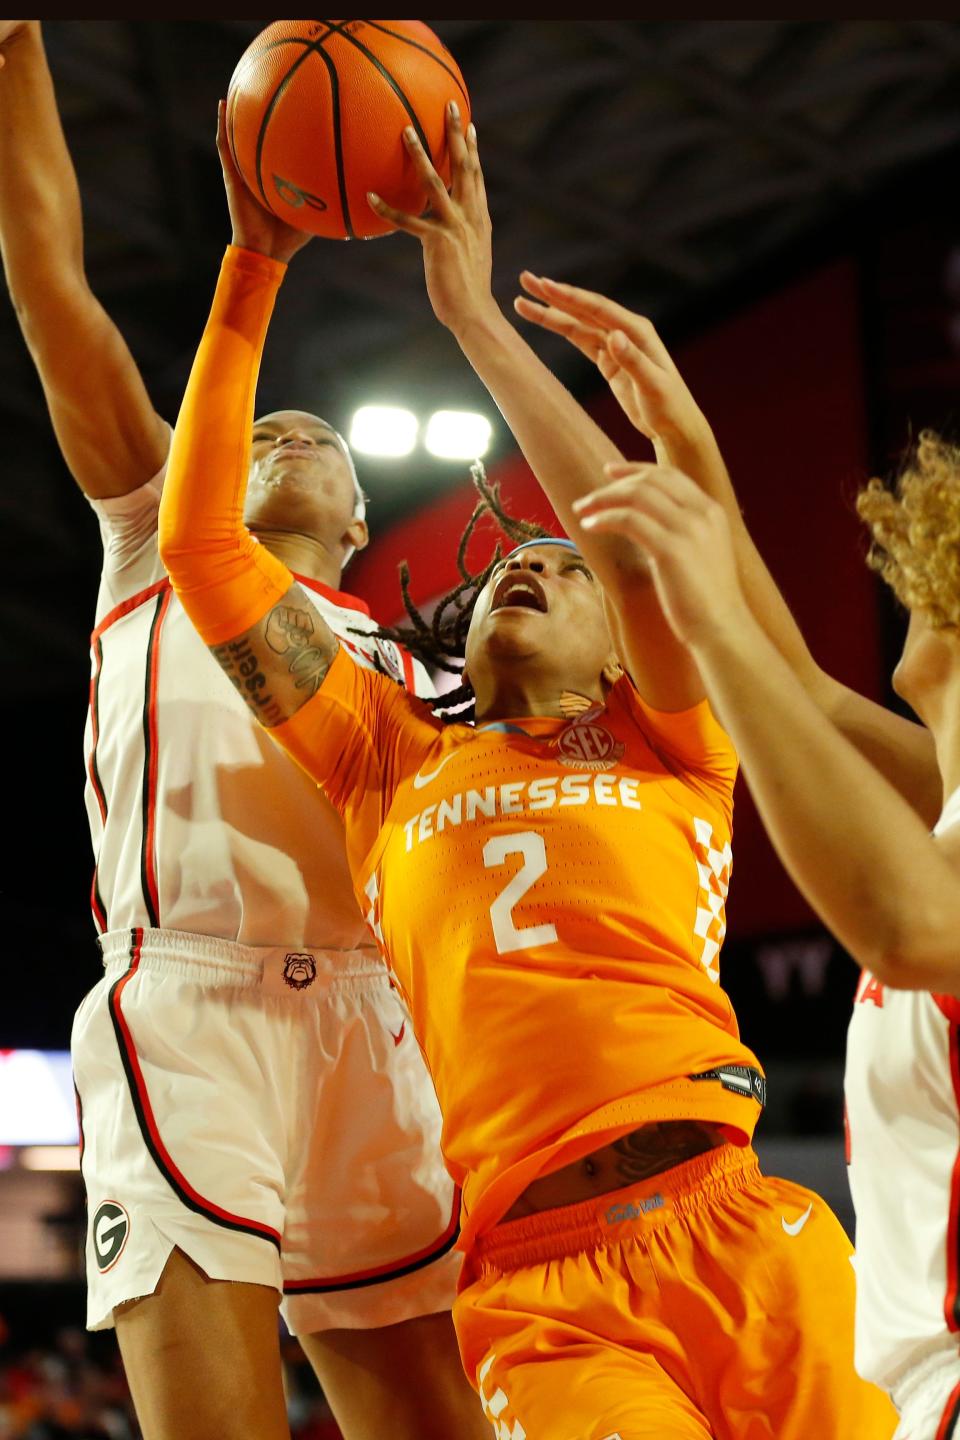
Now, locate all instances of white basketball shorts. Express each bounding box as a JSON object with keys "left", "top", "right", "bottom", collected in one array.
[
  {"left": 72, "top": 926, "right": 460, "bottom": 1334},
  {"left": 888, "top": 1338, "right": 960, "bottom": 1439}
]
